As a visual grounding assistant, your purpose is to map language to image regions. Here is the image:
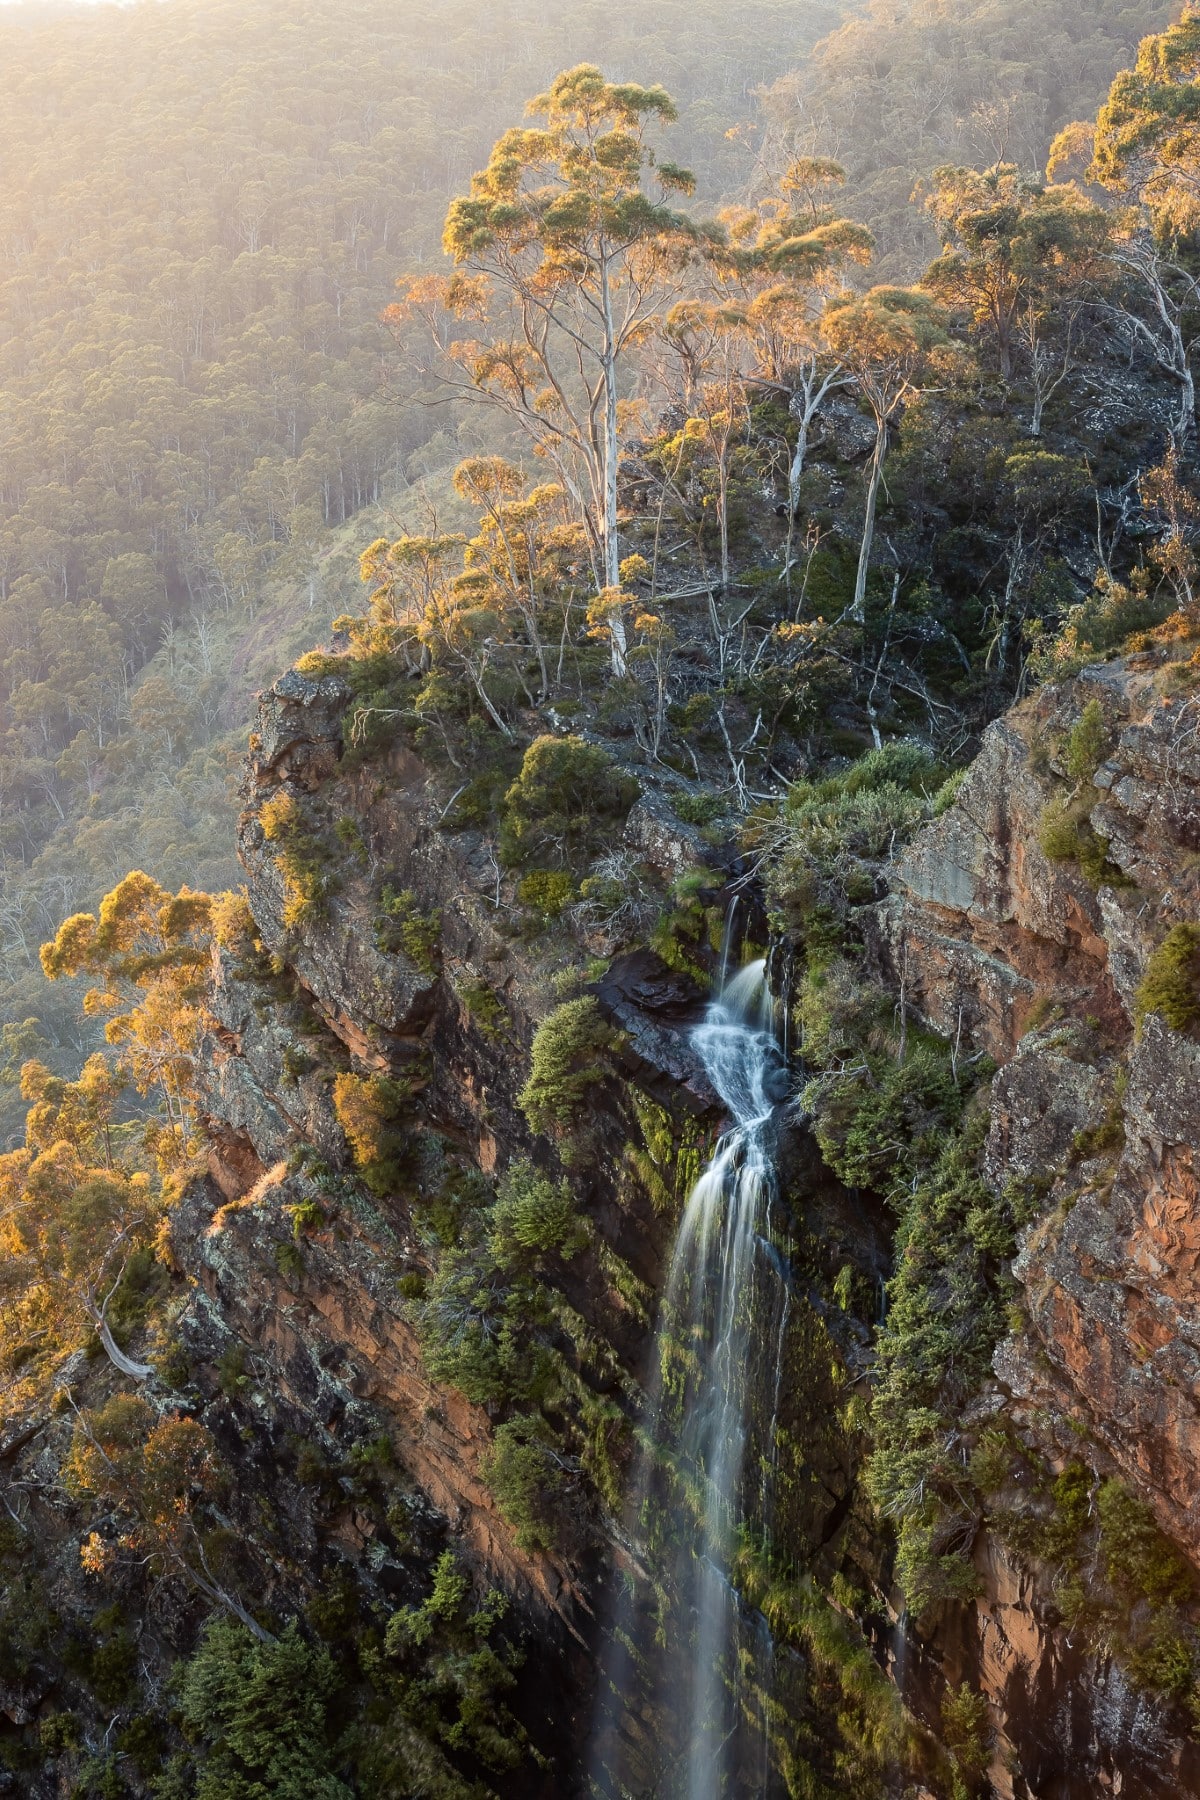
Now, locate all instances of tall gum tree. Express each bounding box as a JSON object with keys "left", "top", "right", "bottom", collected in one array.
[
  {"left": 391, "top": 65, "right": 699, "bottom": 674},
  {"left": 715, "top": 162, "right": 874, "bottom": 548},
  {"left": 821, "top": 286, "right": 951, "bottom": 621},
  {"left": 920, "top": 164, "right": 1111, "bottom": 435},
  {"left": 1056, "top": 7, "right": 1200, "bottom": 444}
]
